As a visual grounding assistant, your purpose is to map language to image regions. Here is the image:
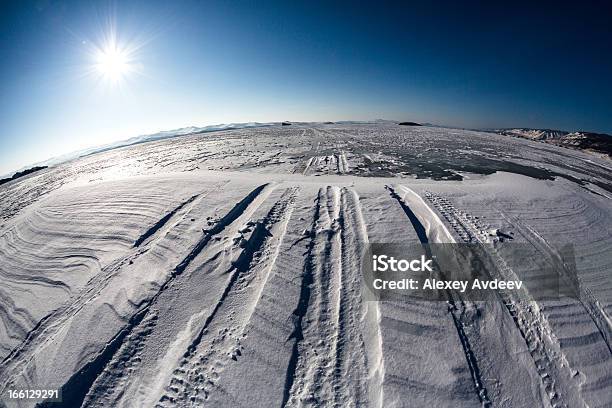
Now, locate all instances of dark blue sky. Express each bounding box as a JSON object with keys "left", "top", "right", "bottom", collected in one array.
[{"left": 1, "top": 0, "right": 611, "bottom": 174}]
